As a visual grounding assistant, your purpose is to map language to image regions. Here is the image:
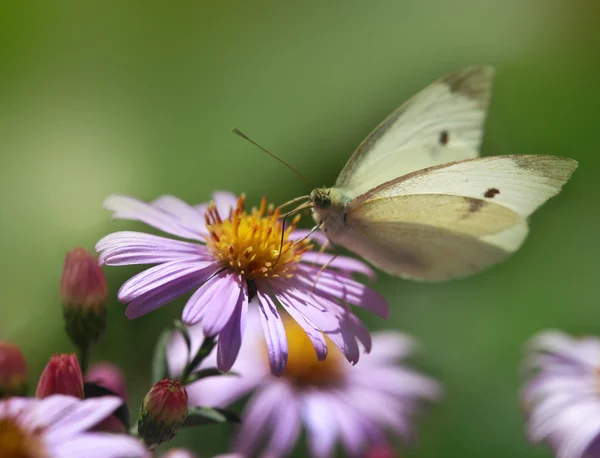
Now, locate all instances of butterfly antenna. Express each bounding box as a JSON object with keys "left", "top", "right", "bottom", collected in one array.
[{"left": 232, "top": 128, "right": 315, "bottom": 187}]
